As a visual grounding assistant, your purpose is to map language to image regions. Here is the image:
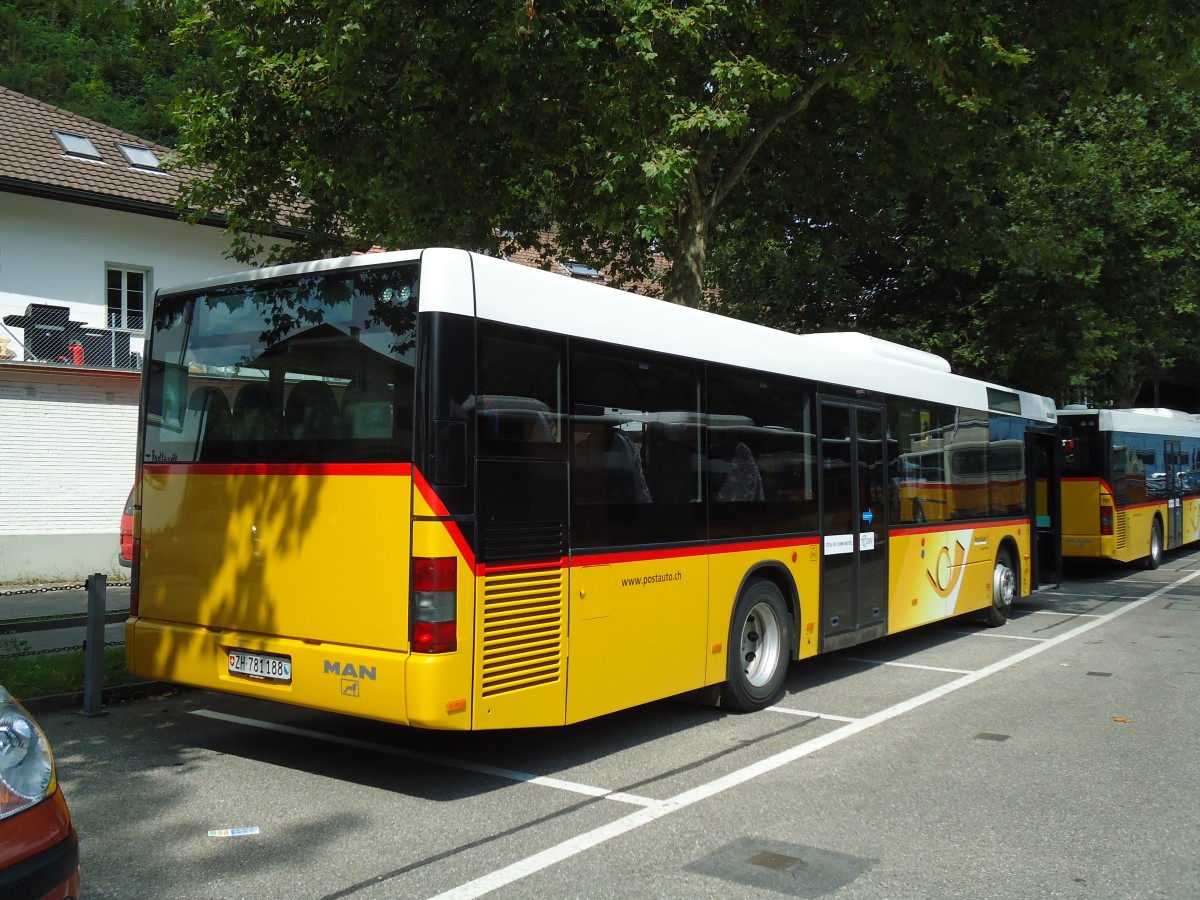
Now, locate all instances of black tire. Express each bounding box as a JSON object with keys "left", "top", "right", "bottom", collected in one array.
[
  {"left": 721, "top": 578, "right": 790, "bottom": 712},
  {"left": 984, "top": 546, "right": 1017, "bottom": 628},
  {"left": 1145, "top": 519, "right": 1163, "bottom": 570}
]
